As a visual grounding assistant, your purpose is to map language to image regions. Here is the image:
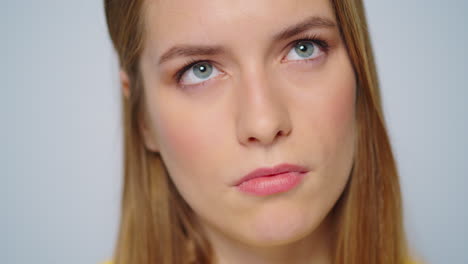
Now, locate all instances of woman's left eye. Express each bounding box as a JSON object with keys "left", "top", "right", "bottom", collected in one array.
[{"left": 285, "top": 40, "right": 324, "bottom": 61}]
